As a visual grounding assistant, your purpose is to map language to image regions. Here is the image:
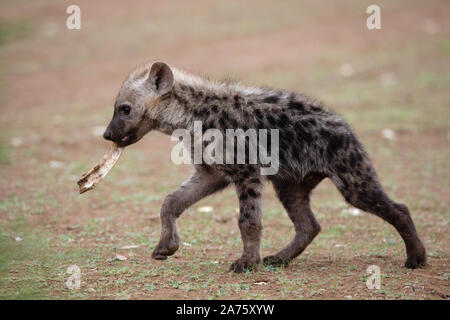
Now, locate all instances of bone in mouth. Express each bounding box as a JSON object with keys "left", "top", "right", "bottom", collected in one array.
[{"left": 77, "top": 143, "right": 124, "bottom": 194}]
